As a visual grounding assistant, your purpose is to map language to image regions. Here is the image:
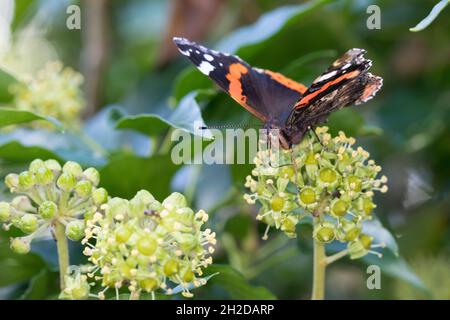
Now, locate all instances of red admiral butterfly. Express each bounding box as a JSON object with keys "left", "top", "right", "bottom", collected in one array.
[{"left": 173, "top": 37, "right": 382, "bottom": 149}]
